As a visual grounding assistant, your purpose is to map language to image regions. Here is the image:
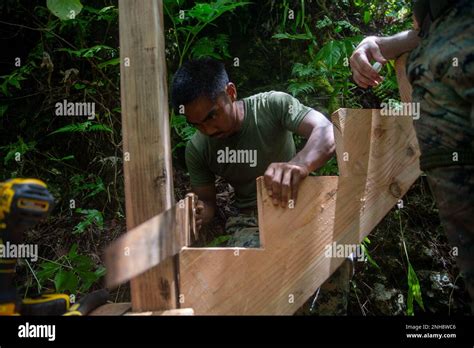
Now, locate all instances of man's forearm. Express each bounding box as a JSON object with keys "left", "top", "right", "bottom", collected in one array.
[
  {"left": 290, "top": 123, "right": 336, "bottom": 173},
  {"left": 374, "top": 30, "right": 421, "bottom": 60}
]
